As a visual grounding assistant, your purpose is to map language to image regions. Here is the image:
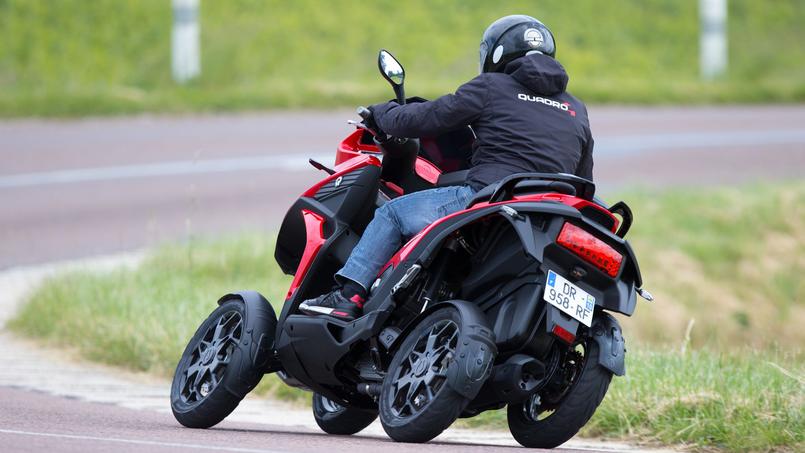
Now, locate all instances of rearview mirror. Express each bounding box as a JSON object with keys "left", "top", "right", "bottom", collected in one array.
[
  {"left": 378, "top": 49, "right": 406, "bottom": 104},
  {"left": 378, "top": 49, "right": 404, "bottom": 85}
]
